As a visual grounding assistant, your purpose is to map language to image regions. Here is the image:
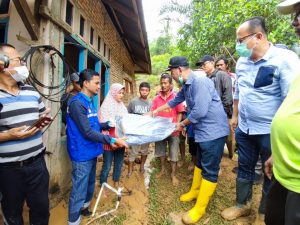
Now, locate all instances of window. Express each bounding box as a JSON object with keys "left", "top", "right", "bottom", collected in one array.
[
  {"left": 104, "top": 43, "right": 106, "bottom": 57},
  {"left": 108, "top": 48, "right": 111, "bottom": 61},
  {"left": 65, "top": 0, "right": 73, "bottom": 26},
  {"left": 97, "top": 36, "right": 101, "bottom": 52},
  {"left": 90, "top": 27, "right": 94, "bottom": 45},
  {"left": 0, "top": 19, "right": 8, "bottom": 44},
  {"left": 80, "top": 15, "right": 85, "bottom": 37},
  {"left": 124, "top": 79, "right": 133, "bottom": 94},
  {"left": 0, "top": 0, "right": 10, "bottom": 14},
  {"left": 0, "top": 0, "right": 9, "bottom": 44}
]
